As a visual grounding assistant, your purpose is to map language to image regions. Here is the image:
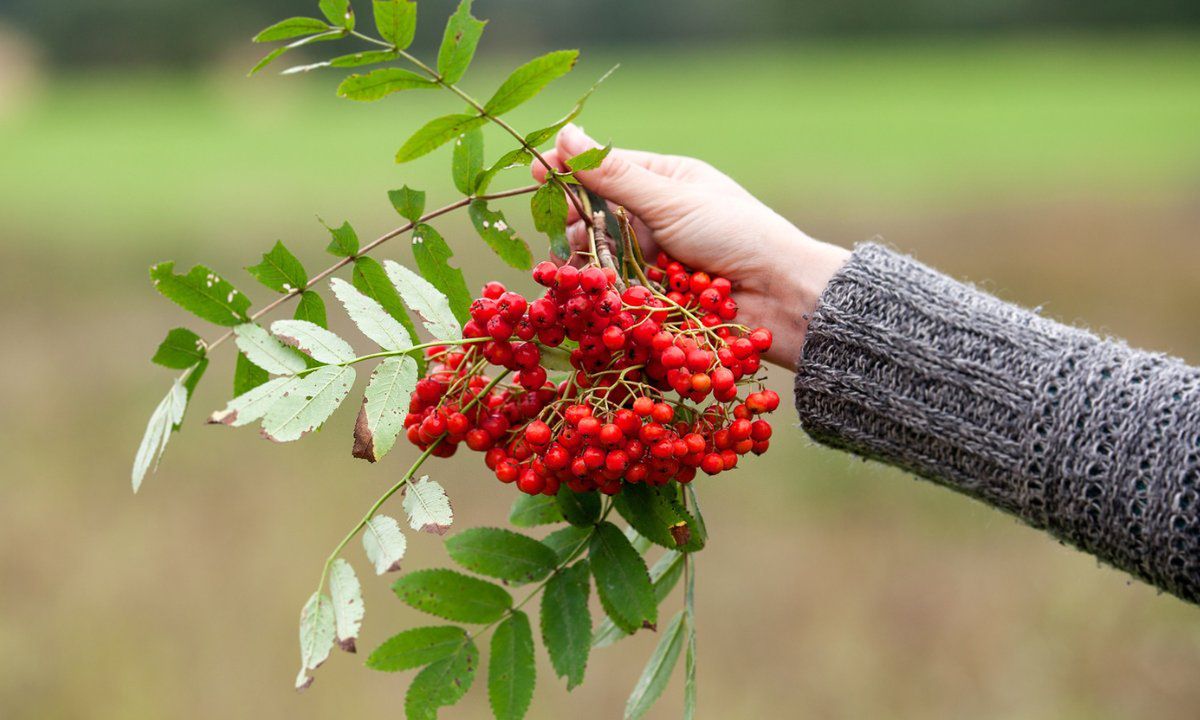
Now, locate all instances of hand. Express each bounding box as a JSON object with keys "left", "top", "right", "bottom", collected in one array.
[{"left": 532, "top": 124, "right": 850, "bottom": 369}]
